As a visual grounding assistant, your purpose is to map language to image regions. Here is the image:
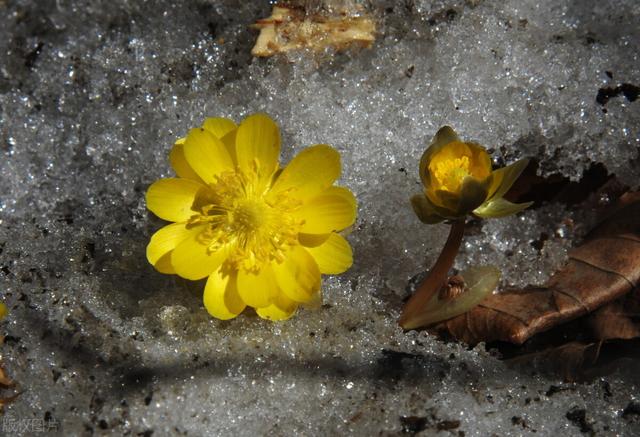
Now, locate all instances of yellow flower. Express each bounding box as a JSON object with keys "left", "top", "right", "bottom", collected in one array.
[
  {"left": 411, "top": 126, "right": 532, "bottom": 223},
  {"left": 146, "top": 114, "right": 357, "bottom": 321}
]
